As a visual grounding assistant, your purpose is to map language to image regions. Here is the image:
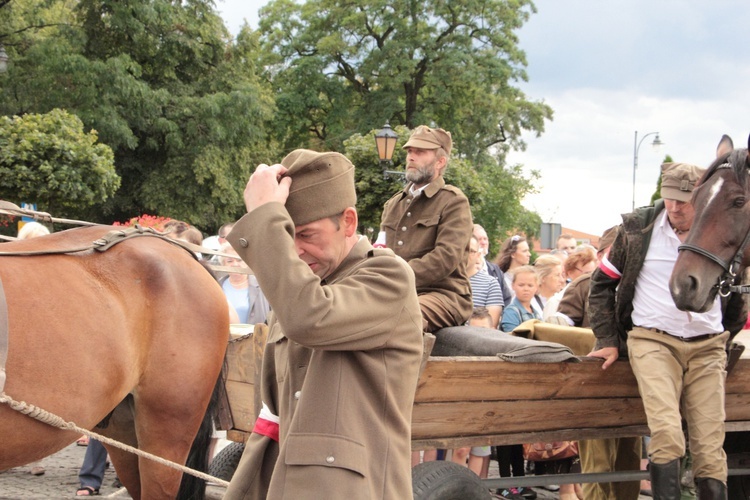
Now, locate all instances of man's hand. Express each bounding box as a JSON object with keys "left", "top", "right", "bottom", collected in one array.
[
  {"left": 588, "top": 346, "right": 619, "bottom": 370},
  {"left": 243, "top": 163, "right": 292, "bottom": 213}
]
